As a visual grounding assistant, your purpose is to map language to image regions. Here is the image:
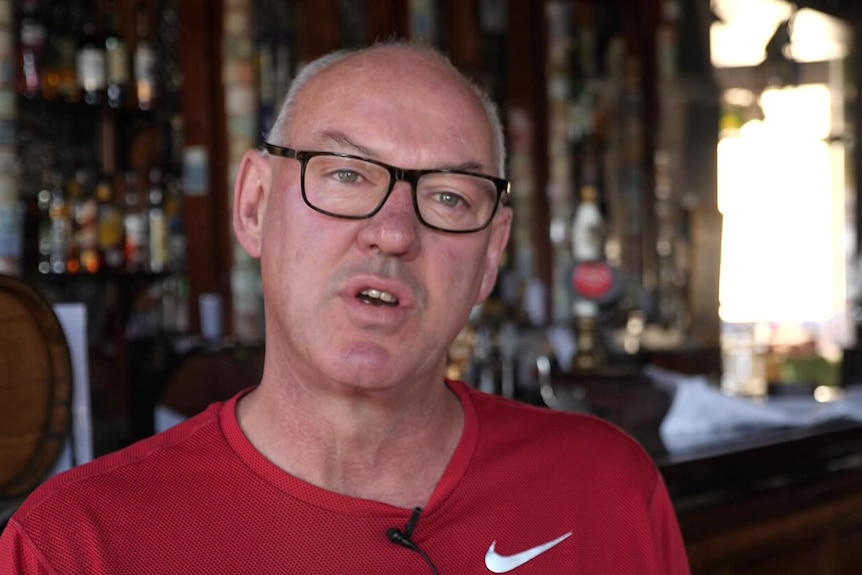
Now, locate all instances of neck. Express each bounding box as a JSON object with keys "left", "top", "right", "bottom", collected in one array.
[{"left": 237, "top": 373, "right": 464, "bottom": 509}]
